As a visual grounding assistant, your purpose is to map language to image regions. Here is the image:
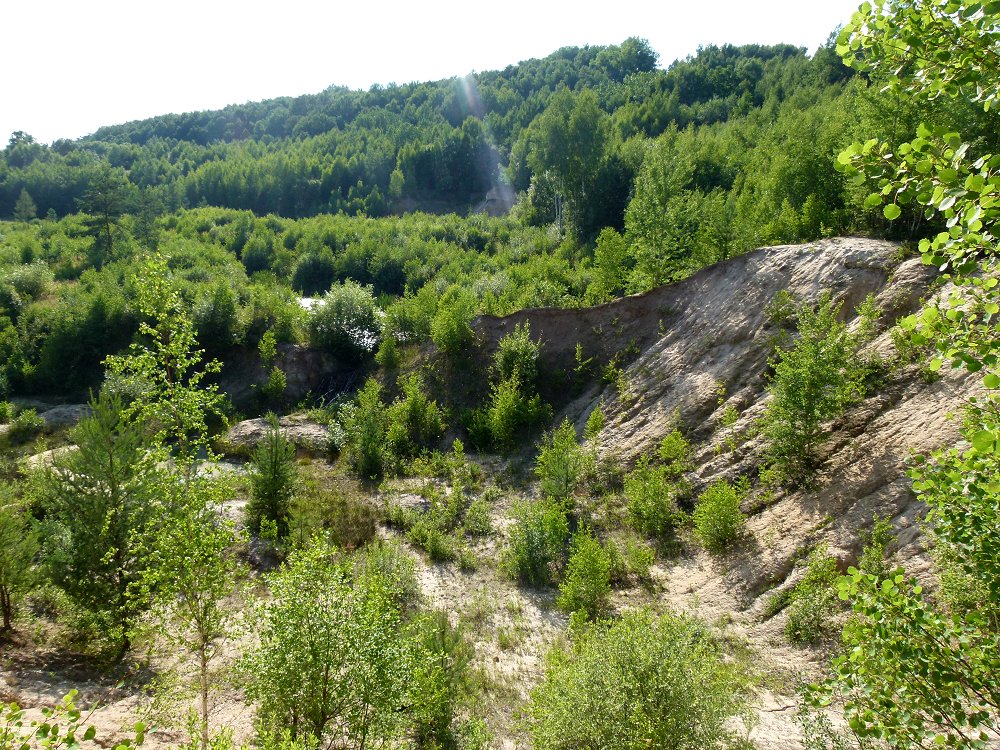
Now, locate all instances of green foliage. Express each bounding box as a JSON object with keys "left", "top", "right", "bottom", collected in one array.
[
  {"left": 352, "top": 539, "right": 420, "bottom": 610},
  {"left": 307, "top": 280, "right": 381, "bottom": 362},
  {"left": 657, "top": 428, "right": 692, "bottom": 477},
  {"left": 493, "top": 321, "right": 541, "bottom": 387},
  {"left": 258, "top": 329, "right": 278, "bottom": 366},
  {"left": 816, "top": 5, "right": 1000, "bottom": 745},
  {"left": 0, "top": 690, "right": 145, "bottom": 750},
  {"left": 246, "top": 415, "right": 297, "bottom": 539},
  {"left": 534, "top": 419, "right": 585, "bottom": 503},
  {"left": 36, "top": 392, "right": 160, "bottom": 649},
  {"left": 386, "top": 374, "right": 447, "bottom": 459},
  {"left": 587, "top": 228, "right": 631, "bottom": 302},
  {"left": 291, "top": 249, "right": 336, "bottom": 295},
  {"left": 462, "top": 495, "right": 493, "bottom": 538},
  {"left": 13, "top": 188, "right": 37, "bottom": 223},
  {"left": 289, "top": 481, "right": 378, "bottom": 553},
  {"left": 556, "top": 528, "right": 612, "bottom": 620},
  {"left": 692, "top": 478, "right": 748, "bottom": 553},
  {"left": 823, "top": 565, "right": 1000, "bottom": 749},
  {"left": 501, "top": 498, "right": 570, "bottom": 586},
  {"left": 374, "top": 334, "right": 400, "bottom": 370},
  {"left": 624, "top": 457, "right": 685, "bottom": 540},
  {"left": 0, "top": 497, "right": 38, "bottom": 632},
  {"left": 343, "top": 378, "right": 390, "bottom": 479},
  {"left": 583, "top": 402, "right": 605, "bottom": 442},
  {"left": 104, "top": 253, "right": 224, "bottom": 461},
  {"left": 243, "top": 540, "right": 410, "bottom": 750},
  {"left": 762, "top": 294, "right": 866, "bottom": 475},
  {"left": 526, "top": 609, "right": 752, "bottom": 750},
  {"left": 408, "top": 610, "right": 475, "bottom": 748},
  {"left": 471, "top": 374, "right": 550, "bottom": 453},
  {"left": 430, "top": 293, "right": 475, "bottom": 357},
  {"left": 141, "top": 478, "right": 245, "bottom": 750},
  {"left": 784, "top": 547, "right": 840, "bottom": 644},
  {"left": 3, "top": 407, "right": 43, "bottom": 444},
  {"left": 605, "top": 533, "right": 655, "bottom": 585}
]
